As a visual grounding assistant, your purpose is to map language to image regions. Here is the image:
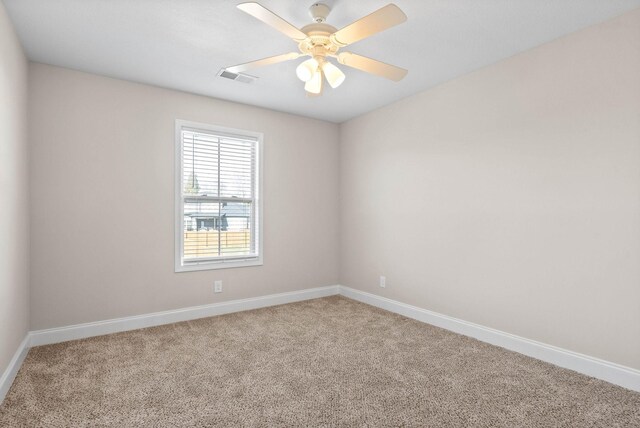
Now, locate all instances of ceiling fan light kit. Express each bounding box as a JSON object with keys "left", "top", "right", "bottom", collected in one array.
[
  {"left": 226, "top": 2, "right": 408, "bottom": 97},
  {"left": 305, "top": 68, "right": 324, "bottom": 94},
  {"left": 296, "top": 57, "right": 319, "bottom": 82},
  {"left": 322, "top": 61, "right": 345, "bottom": 88}
]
